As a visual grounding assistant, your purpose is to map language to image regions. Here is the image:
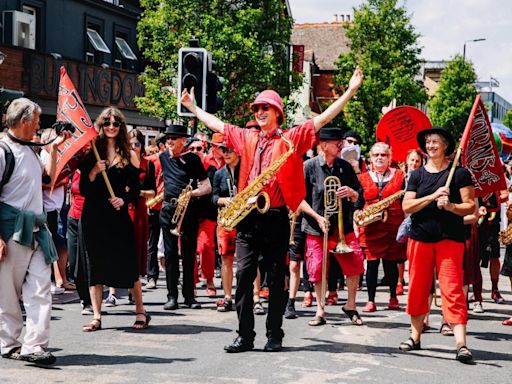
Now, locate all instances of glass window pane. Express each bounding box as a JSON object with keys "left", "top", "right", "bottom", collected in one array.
[
  {"left": 87, "top": 28, "right": 111, "bottom": 54},
  {"left": 115, "top": 37, "right": 137, "bottom": 60}
]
